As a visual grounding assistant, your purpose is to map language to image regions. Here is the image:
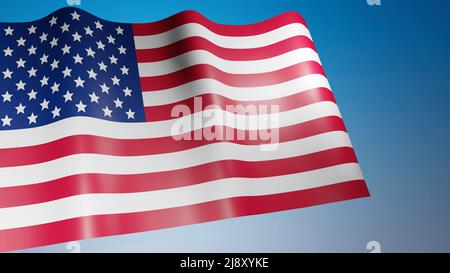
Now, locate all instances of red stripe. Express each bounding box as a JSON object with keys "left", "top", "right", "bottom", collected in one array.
[
  {"left": 140, "top": 61, "right": 325, "bottom": 91},
  {"left": 132, "top": 10, "right": 307, "bottom": 36},
  {"left": 0, "top": 116, "right": 345, "bottom": 168},
  {"left": 136, "top": 36, "right": 316, "bottom": 62},
  {"left": 0, "top": 147, "right": 357, "bottom": 208},
  {"left": 145, "top": 87, "right": 335, "bottom": 122},
  {"left": 0, "top": 180, "right": 369, "bottom": 252}
]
